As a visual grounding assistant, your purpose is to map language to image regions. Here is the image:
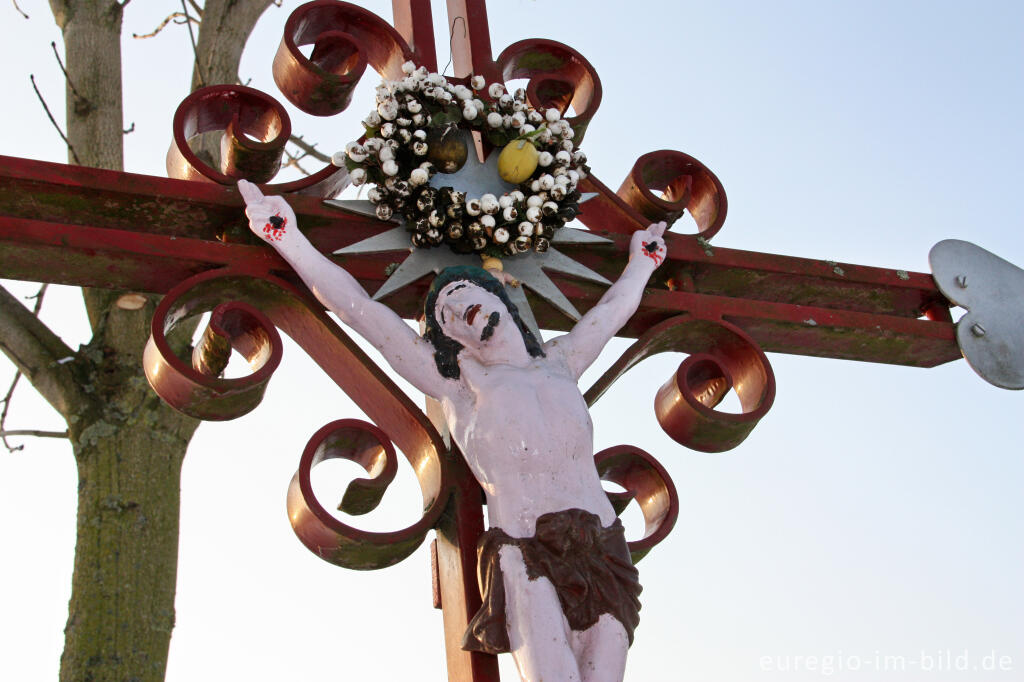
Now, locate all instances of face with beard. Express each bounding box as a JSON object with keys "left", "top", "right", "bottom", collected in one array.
[
  {"left": 435, "top": 281, "right": 508, "bottom": 347},
  {"left": 423, "top": 266, "right": 546, "bottom": 380}
]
